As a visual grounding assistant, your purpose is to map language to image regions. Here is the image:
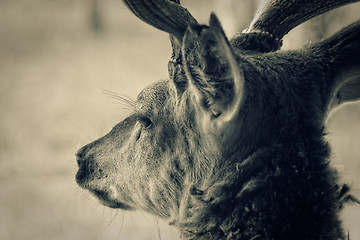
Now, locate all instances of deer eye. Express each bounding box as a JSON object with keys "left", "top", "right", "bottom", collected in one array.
[{"left": 138, "top": 116, "right": 153, "bottom": 129}]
